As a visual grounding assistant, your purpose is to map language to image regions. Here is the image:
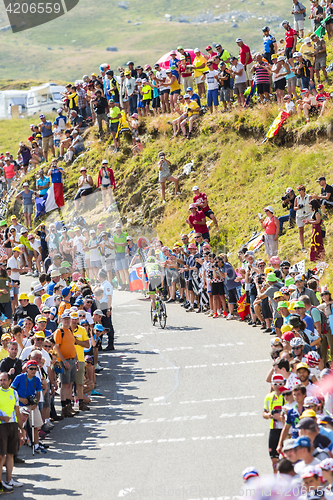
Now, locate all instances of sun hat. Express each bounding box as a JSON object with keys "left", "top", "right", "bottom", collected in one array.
[
  {"left": 267, "top": 272, "right": 278, "bottom": 282},
  {"left": 18, "top": 293, "right": 29, "bottom": 300},
  {"left": 264, "top": 206, "right": 274, "bottom": 213}
]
